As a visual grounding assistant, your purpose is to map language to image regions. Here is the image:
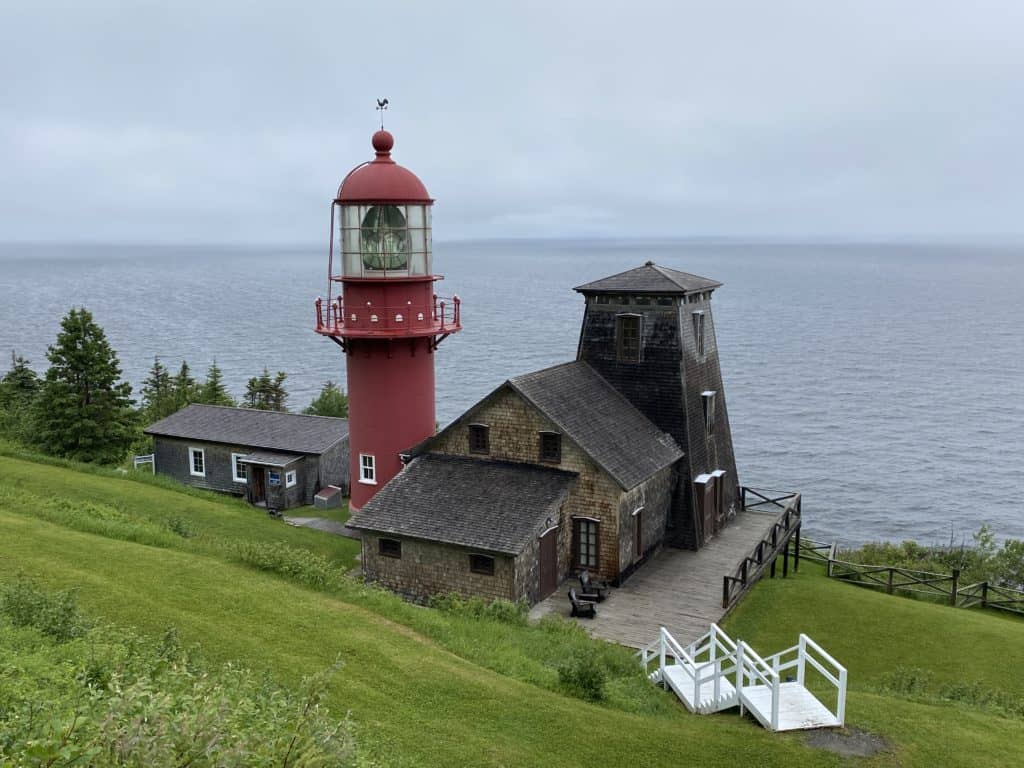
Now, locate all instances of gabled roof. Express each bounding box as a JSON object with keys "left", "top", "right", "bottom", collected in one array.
[
  {"left": 574, "top": 261, "right": 722, "bottom": 295},
  {"left": 144, "top": 404, "right": 348, "bottom": 455},
  {"left": 507, "top": 361, "right": 684, "bottom": 489},
  {"left": 348, "top": 454, "right": 576, "bottom": 555}
]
